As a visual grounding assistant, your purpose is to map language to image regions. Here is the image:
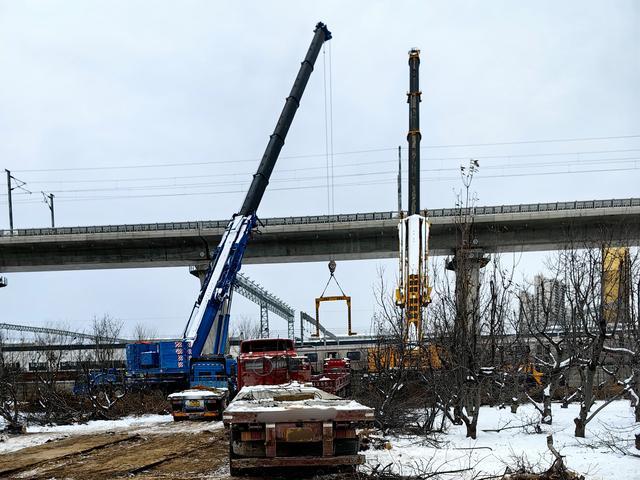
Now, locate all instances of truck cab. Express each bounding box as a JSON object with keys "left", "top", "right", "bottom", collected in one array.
[
  {"left": 237, "top": 338, "right": 311, "bottom": 389},
  {"left": 190, "top": 355, "right": 237, "bottom": 392}
]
